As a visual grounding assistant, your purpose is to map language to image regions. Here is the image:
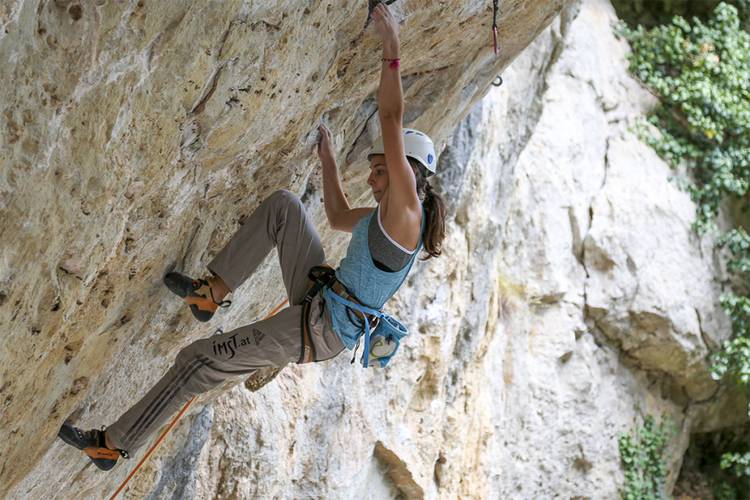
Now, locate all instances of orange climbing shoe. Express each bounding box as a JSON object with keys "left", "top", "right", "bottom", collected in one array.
[
  {"left": 164, "top": 271, "right": 231, "bottom": 322},
  {"left": 58, "top": 422, "right": 128, "bottom": 471}
]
